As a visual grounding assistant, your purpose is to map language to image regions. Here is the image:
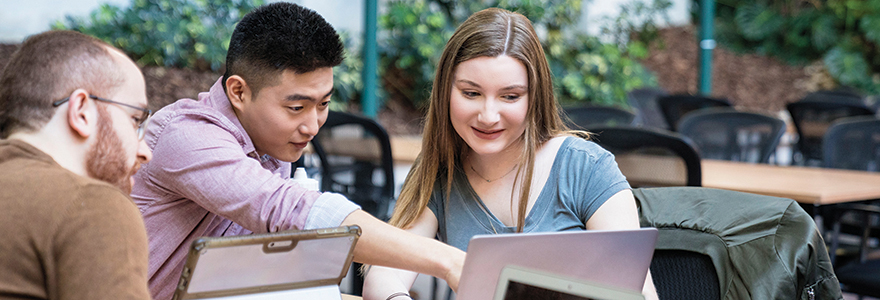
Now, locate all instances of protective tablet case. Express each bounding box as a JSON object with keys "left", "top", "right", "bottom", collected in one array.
[{"left": 172, "top": 226, "right": 361, "bottom": 300}]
